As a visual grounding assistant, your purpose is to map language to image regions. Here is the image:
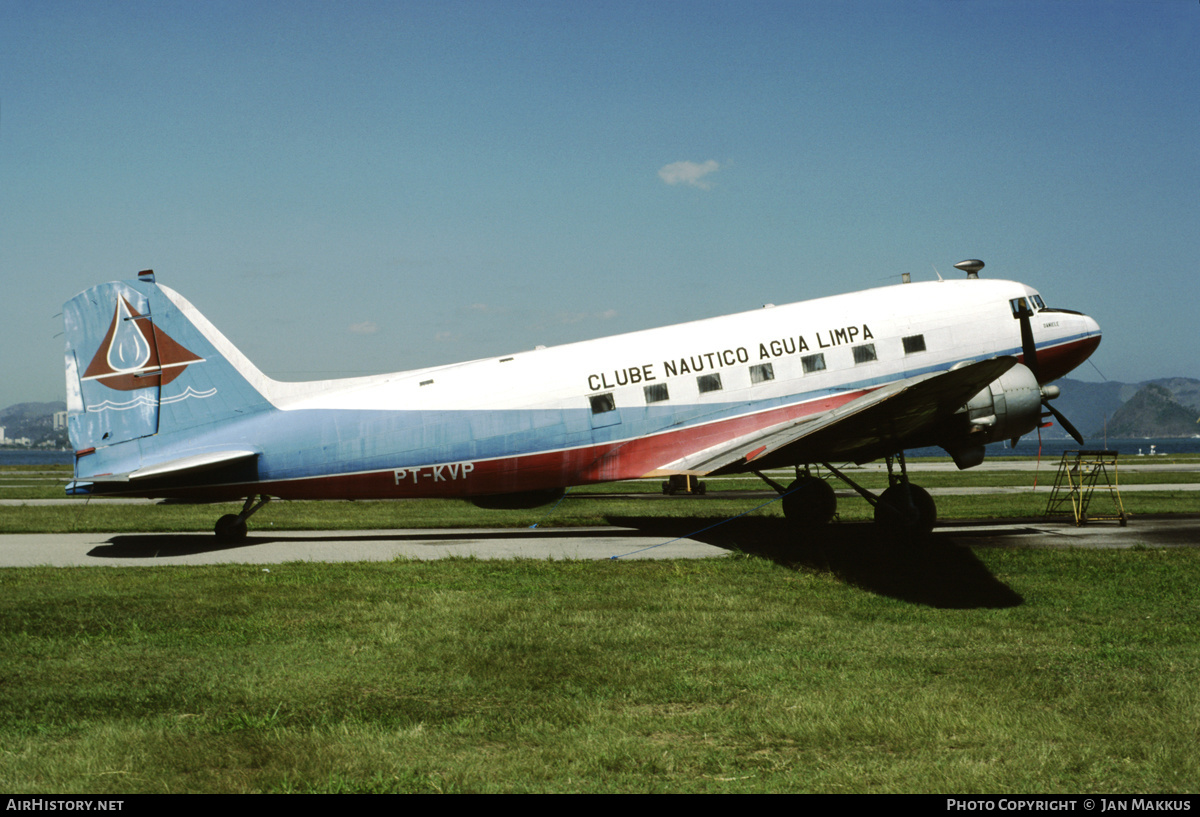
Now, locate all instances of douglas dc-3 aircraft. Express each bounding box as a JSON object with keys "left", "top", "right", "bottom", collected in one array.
[{"left": 63, "top": 261, "right": 1100, "bottom": 540}]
